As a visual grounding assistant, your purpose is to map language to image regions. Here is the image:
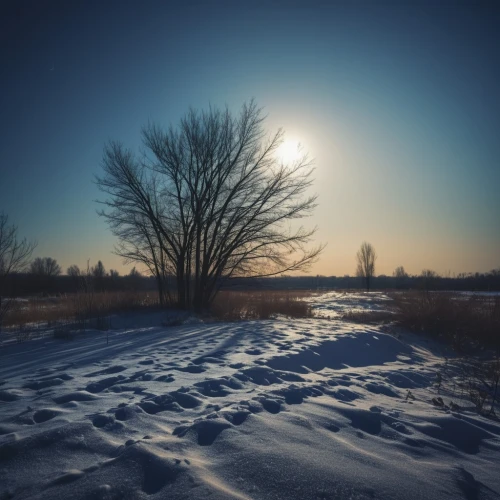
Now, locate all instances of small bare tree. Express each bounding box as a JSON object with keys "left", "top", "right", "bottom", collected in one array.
[
  {"left": 30, "top": 257, "right": 61, "bottom": 277},
  {"left": 356, "top": 242, "right": 377, "bottom": 292},
  {"left": 0, "top": 213, "right": 37, "bottom": 336},
  {"left": 393, "top": 265, "right": 408, "bottom": 288},
  {"left": 420, "top": 269, "right": 439, "bottom": 291},
  {"left": 91, "top": 260, "right": 106, "bottom": 291},
  {"left": 393, "top": 266, "right": 408, "bottom": 279},
  {"left": 67, "top": 264, "right": 81, "bottom": 277},
  {"left": 67, "top": 264, "right": 82, "bottom": 292},
  {"left": 92, "top": 260, "right": 106, "bottom": 279},
  {"left": 74, "top": 260, "right": 95, "bottom": 331}
]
